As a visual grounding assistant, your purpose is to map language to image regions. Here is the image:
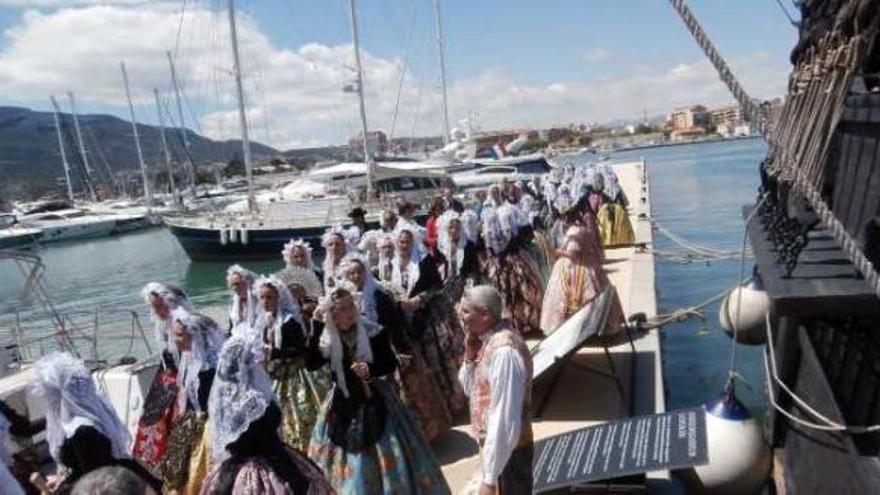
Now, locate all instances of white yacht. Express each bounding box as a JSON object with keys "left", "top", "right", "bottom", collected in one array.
[
  {"left": 453, "top": 152, "right": 554, "bottom": 191},
  {"left": 0, "top": 214, "right": 42, "bottom": 249},
  {"left": 17, "top": 208, "right": 121, "bottom": 243}
]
